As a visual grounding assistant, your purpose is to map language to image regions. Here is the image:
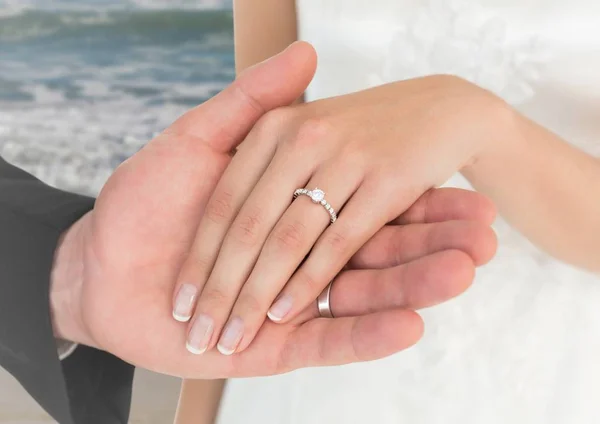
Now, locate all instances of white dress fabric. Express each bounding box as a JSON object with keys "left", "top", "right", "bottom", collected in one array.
[{"left": 217, "top": 1, "right": 600, "bottom": 423}]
